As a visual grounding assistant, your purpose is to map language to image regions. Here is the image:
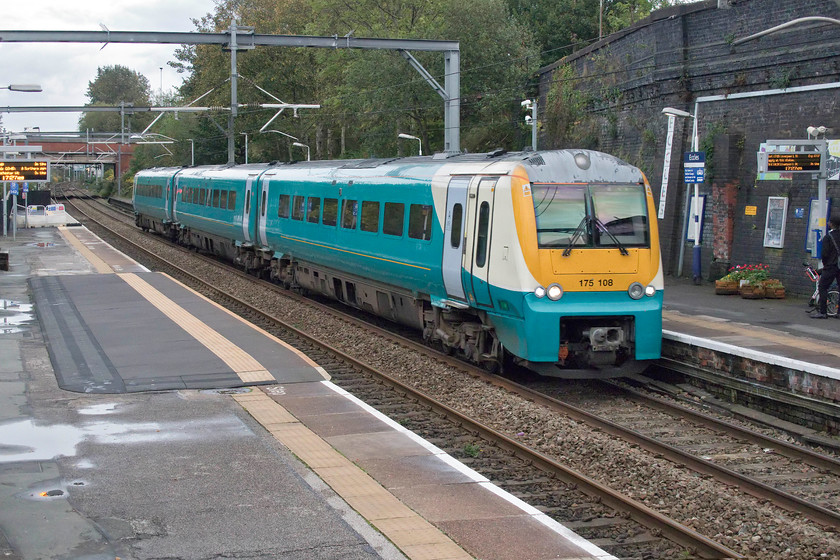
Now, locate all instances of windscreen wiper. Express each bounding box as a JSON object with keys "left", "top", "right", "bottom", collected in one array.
[
  {"left": 594, "top": 218, "right": 629, "bottom": 255},
  {"left": 562, "top": 216, "right": 589, "bottom": 256}
]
